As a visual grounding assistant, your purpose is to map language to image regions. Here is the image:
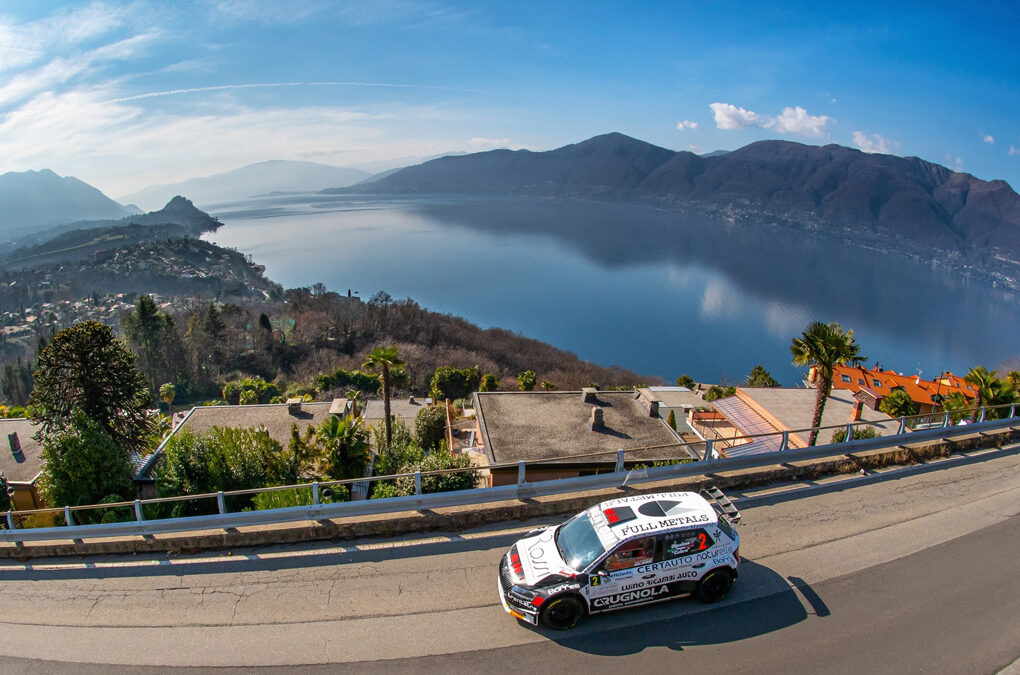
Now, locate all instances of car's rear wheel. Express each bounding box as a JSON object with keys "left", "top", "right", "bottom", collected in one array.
[
  {"left": 695, "top": 568, "right": 734, "bottom": 603},
  {"left": 539, "top": 595, "right": 586, "bottom": 630}
]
